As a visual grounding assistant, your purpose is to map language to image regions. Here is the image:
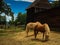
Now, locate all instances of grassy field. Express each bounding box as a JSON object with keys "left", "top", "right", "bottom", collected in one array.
[{"left": 0, "top": 27, "right": 60, "bottom": 45}]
